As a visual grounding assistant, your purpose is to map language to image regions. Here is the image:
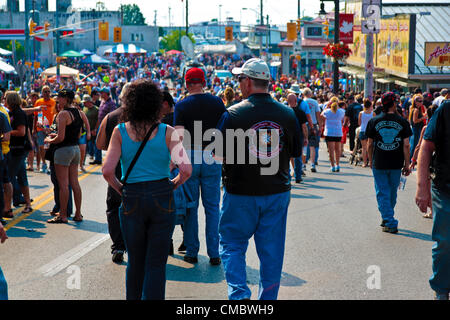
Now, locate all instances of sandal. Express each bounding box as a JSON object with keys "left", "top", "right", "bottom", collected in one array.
[
  {"left": 22, "top": 207, "right": 33, "bottom": 214},
  {"left": 47, "top": 216, "right": 68, "bottom": 224},
  {"left": 423, "top": 213, "right": 433, "bottom": 219},
  {"left": 73, "top": 215, "right": 83, "bottom": 222},
  {"left": 3, "top": 209, "right": 13, "bottom": 218}
]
